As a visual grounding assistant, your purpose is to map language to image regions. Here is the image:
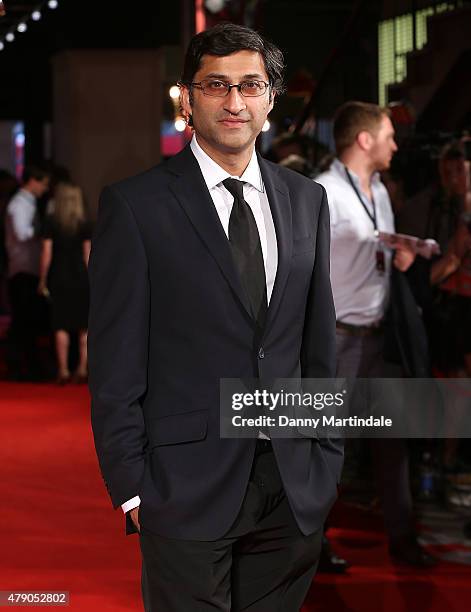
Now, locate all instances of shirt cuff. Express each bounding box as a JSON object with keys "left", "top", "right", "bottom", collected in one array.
[{"left": 121, "top": 496, "right": 141, "bottom": 514}]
